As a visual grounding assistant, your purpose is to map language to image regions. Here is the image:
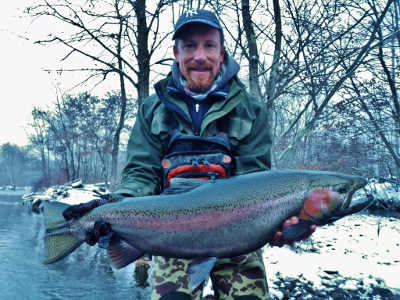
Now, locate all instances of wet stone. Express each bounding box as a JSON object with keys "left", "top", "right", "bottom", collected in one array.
[{"left": 323, "top": 270, "right": 339, "bottom": 275}]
